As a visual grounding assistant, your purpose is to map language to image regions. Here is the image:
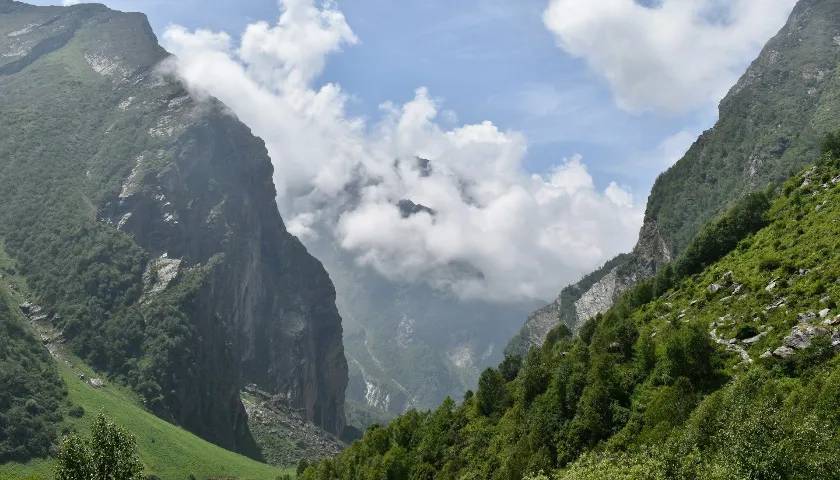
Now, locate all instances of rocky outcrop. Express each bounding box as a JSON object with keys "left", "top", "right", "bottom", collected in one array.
[
  {"left": 509, "top": 302, "right": 562, "bottom": 355},
  {"left": 764, "top": 312, "right": 840, "bottom": 359},
  {"left": 0, "top": 0, "right": 347, "bottom": 453},
  {"left": 632, "top": 219, "right": 673, "bottom": 272},
  {"left": 508, "top": 254, "right": 634, "bottom": 354},
  {"left": 571, "top": 269, "right": 625, "bottom": 324}
]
